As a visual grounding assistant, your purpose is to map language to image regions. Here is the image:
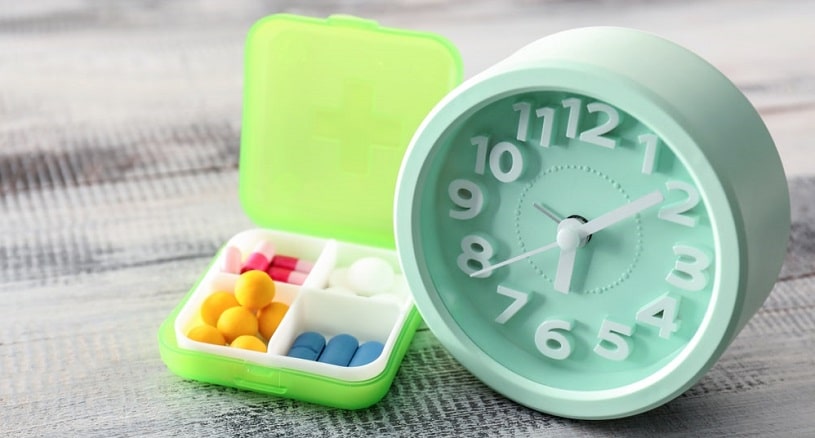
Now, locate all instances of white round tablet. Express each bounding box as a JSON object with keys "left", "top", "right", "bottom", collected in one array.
[{"left": 346, "top": 257, "right": 395, "bottom": 297}]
